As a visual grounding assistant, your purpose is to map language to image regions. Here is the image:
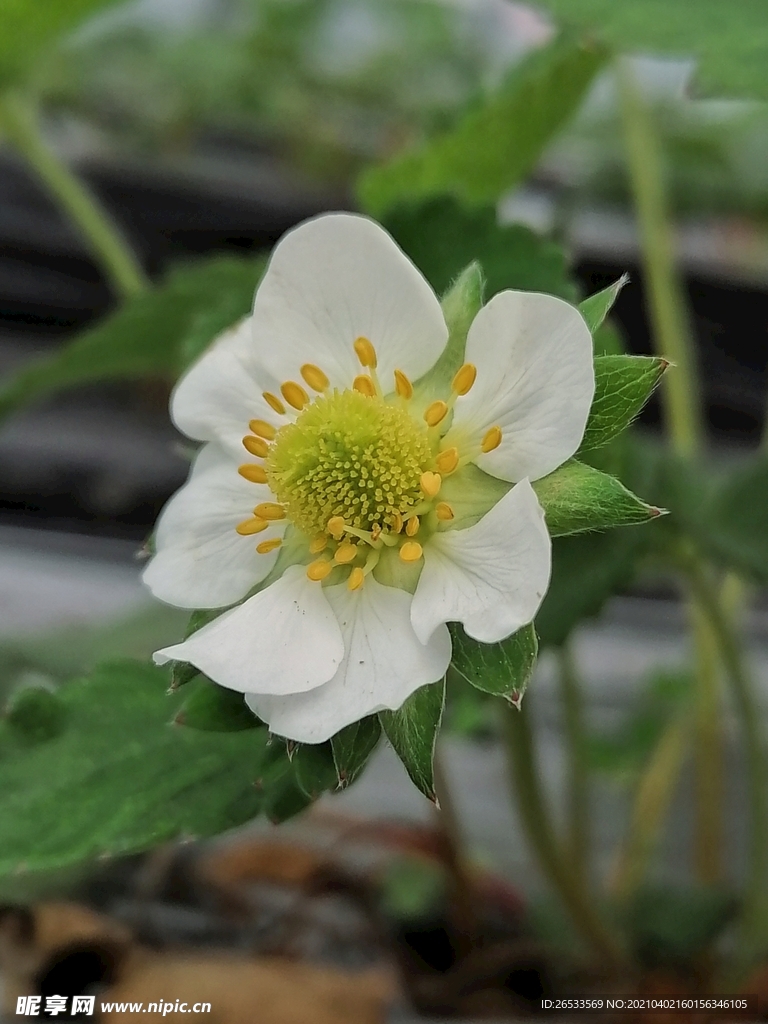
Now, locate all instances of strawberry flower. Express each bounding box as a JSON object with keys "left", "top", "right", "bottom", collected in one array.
[{"left": 144, "top": 214, "right": 594, "bottom": 743}]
